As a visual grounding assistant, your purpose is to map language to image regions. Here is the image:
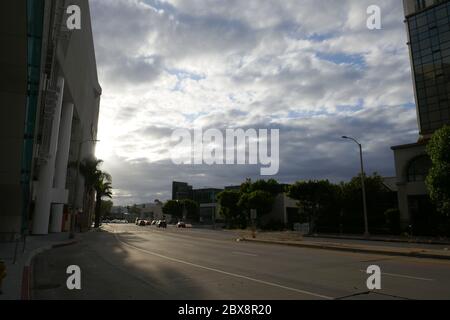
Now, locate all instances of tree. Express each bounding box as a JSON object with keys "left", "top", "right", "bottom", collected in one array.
[
  {"left": 79, "top": 157, "right": 104, "bottom": 193},
  {"left": 217, "top": 190, "right": 245, "bottom": 228},
  {"left": 239, "top": 179, "right": 283, "bottom": 226},
  {"left": 426, "top": 125, "right": 450, "bottom": 219},
  {"left": 340, "top": 173, "right": 396, "bottom": 234},
  {"left": 239, "top": 178, "right": 253, "bottom": 194},
  {"left": 240, "top": 178, "right": 283, "bottom": 196},
  {"left": 126, "top": 204, "right": 142, "bottom": 221},
  {"left": 94, "top": 172, "right": 112, "bottom": 228},
  {"left": 384, "top": 208, "right": 401, "bottom": 235},
  {"left": 238, "top": 190, "right": 274, "bottom": 224},
  {"left": 251, "top": 179, "right": 284, "bottom": 195},
  {"left": 219, "top": 179, "right": 284, "bottom": 228},
  {"left": 288, "top": 180, "right": 340, "bottom": 233},
  {"left": 77, "top": 157, "right": 112, "bottom": 229},
  {"left": 162, "top": 200, "right": 183, "bottom": 220},
  {"left": 183, "top": 199, "right": 199, "bottom": 222}
]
